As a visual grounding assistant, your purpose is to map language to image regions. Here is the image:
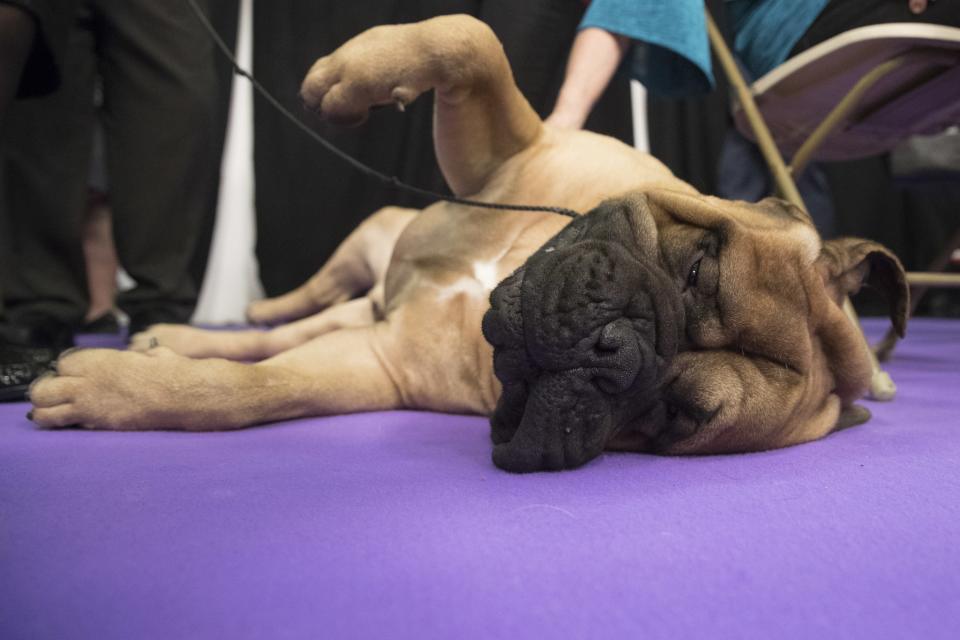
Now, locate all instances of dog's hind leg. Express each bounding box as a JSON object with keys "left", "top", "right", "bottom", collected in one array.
[
  {"left": 126, "top": 206, "right": 412, "bottom": 360},
  {"left": 247, "top": 206, "right": 415, "bottom": 325},
  {"left": 301, "top": 15, "right": 543, "bottom": 196},
  {"left": 130, "top": 295, "right": 378, "bottom": 360},
  {"left": 29, "top": 324, "right": 404, "bottom": 431}
]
